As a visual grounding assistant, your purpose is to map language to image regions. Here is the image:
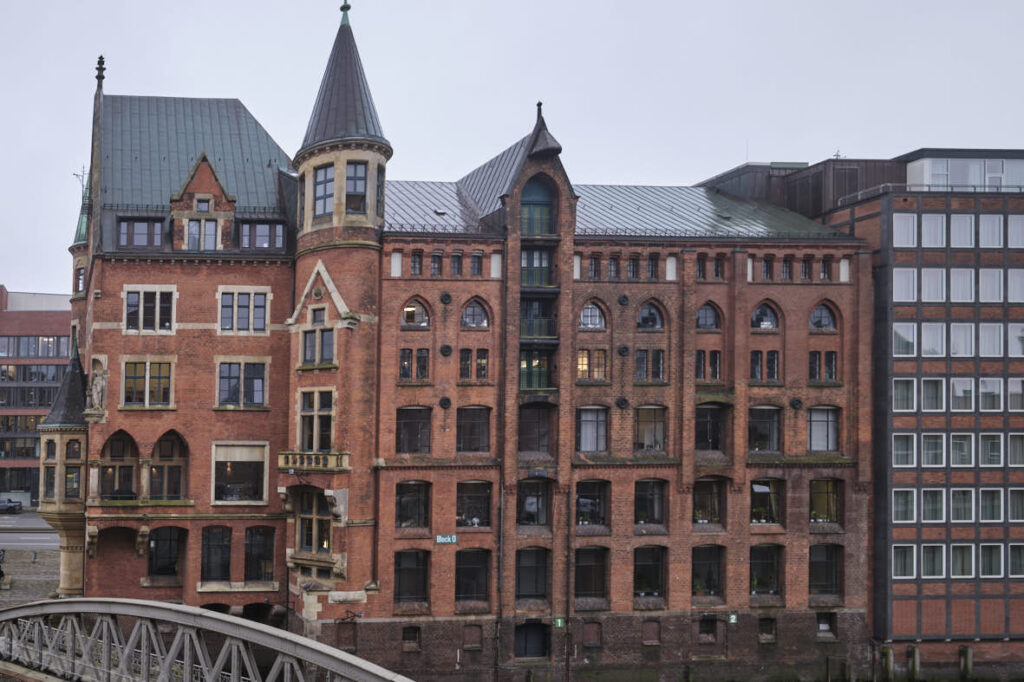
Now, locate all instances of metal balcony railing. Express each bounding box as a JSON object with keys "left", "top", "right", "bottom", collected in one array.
[{"left": 521, "top": 317, "right": 556, "bottom": 338}]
